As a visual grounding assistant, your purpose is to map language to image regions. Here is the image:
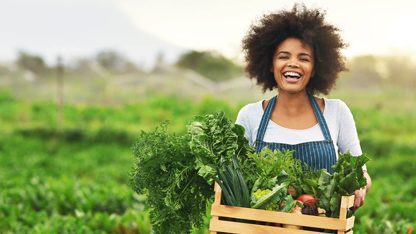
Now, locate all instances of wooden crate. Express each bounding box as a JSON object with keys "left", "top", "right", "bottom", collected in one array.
[{"left": 209, "top": 182, "right": 355, "bottom": 234}]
